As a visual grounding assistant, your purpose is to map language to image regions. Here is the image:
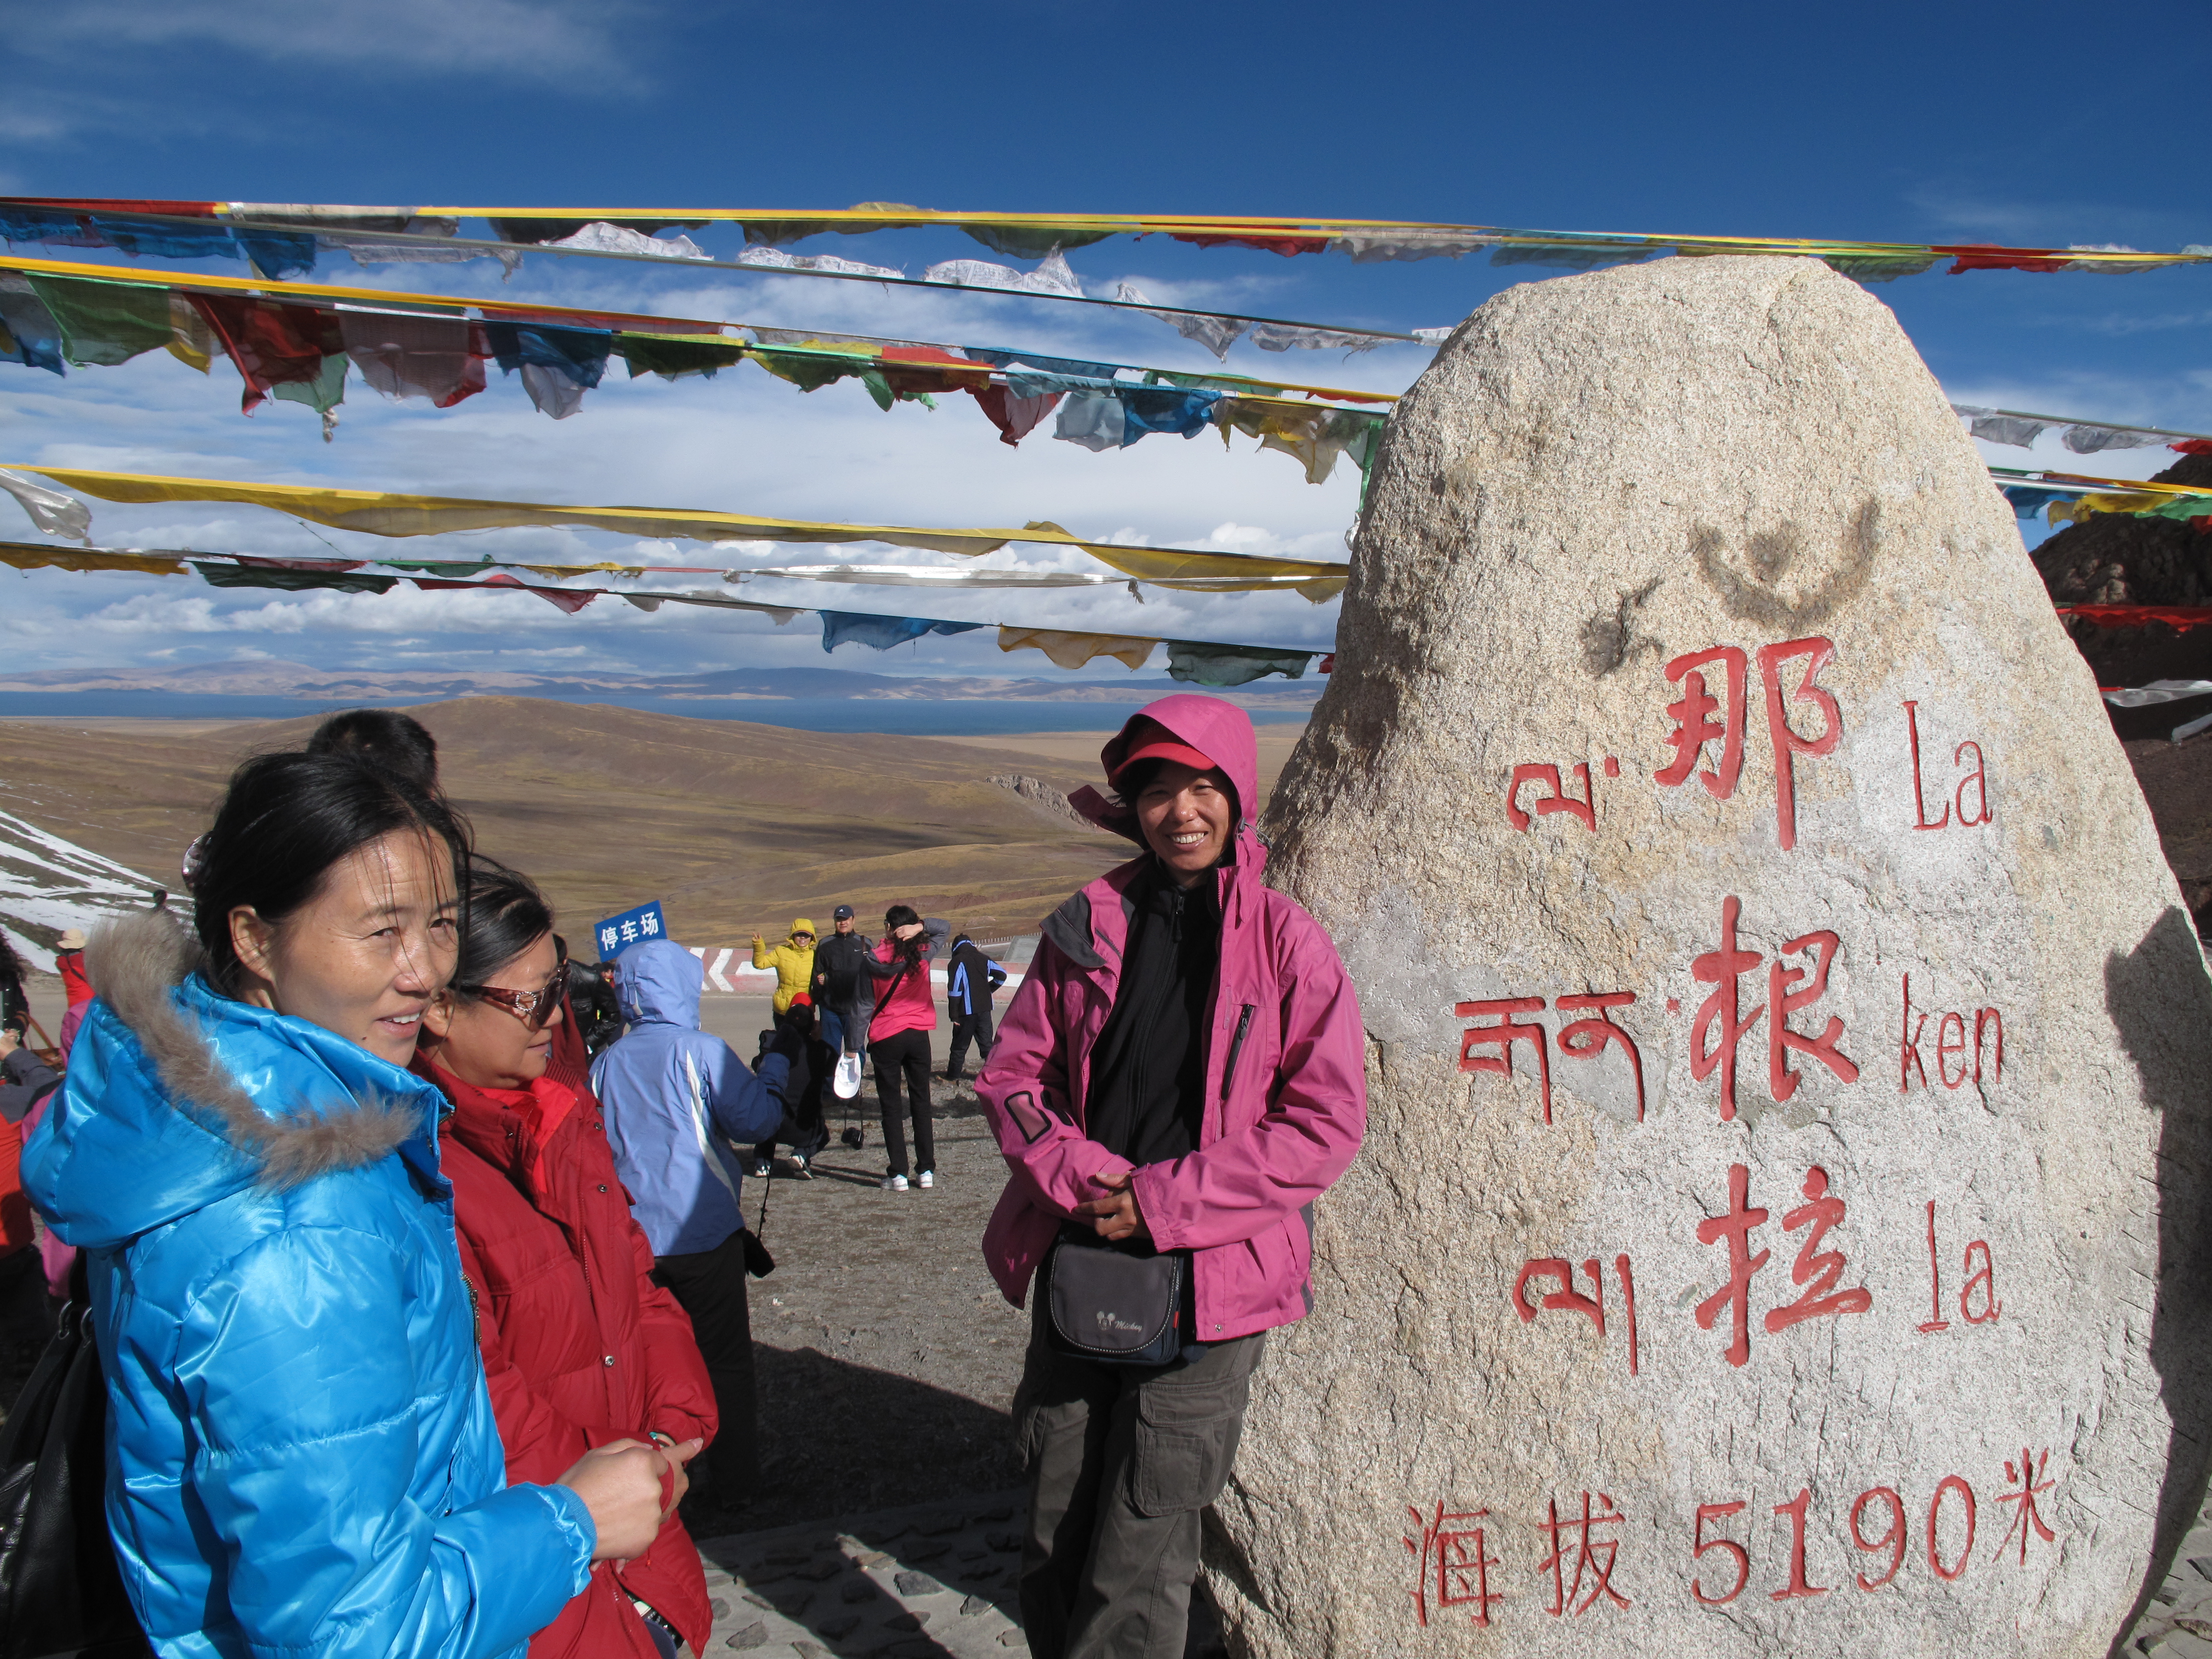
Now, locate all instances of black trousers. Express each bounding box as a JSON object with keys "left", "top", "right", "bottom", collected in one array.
[
  {"left": 870, "top": 1027, "right": 935, "bottom": 1176},
  {"left": 649, "top": 1228, "right": 755, "bottom": 1491},
  {"left": 755, "top": 1004, "right": 828, "bottom": 1163},
  {"left": 947, "top": 1007, "right": 995, "bottom": 1079},
  {"left": 1014, "top": 1294, "right": 1265, "bottom": 1659}
]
